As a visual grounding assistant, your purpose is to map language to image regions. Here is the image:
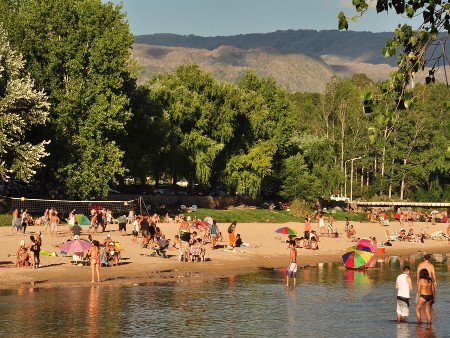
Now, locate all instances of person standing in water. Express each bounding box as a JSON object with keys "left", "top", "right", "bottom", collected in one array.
[
  {"left": 286, "top": 240, "right": 297, "bottom": 287},
  {"left": 88, "top": 240, "right": 100, "bottom": 283},
  {"left": 416, "top": 254, "right": 437, "bottom": 287},
  {"left": 416, "top": 268, "right": 435, "bottom": 324},
  {"left": 395, "top": 266, "right": 412, "bottom": 322}
]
